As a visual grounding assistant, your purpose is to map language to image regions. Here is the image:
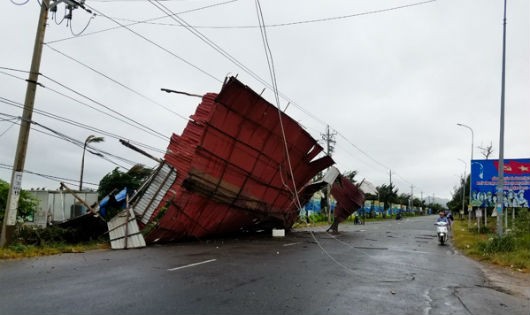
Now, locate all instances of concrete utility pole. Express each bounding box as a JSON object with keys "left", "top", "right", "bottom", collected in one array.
[
  {"left": 1, "top": 0, "right": 50, "bottom": 247},
  {"left": 321, "top": 125, "right": 336, "bottom": 223},
  {"left": 457, "top": 158, "right": 467, "bottom": 219},
  {"left": 410, "top": 185, "right": 414, "bottom": 211},
  {"left": 496, "top": 0, "right": 508, "bottom": 237}
]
